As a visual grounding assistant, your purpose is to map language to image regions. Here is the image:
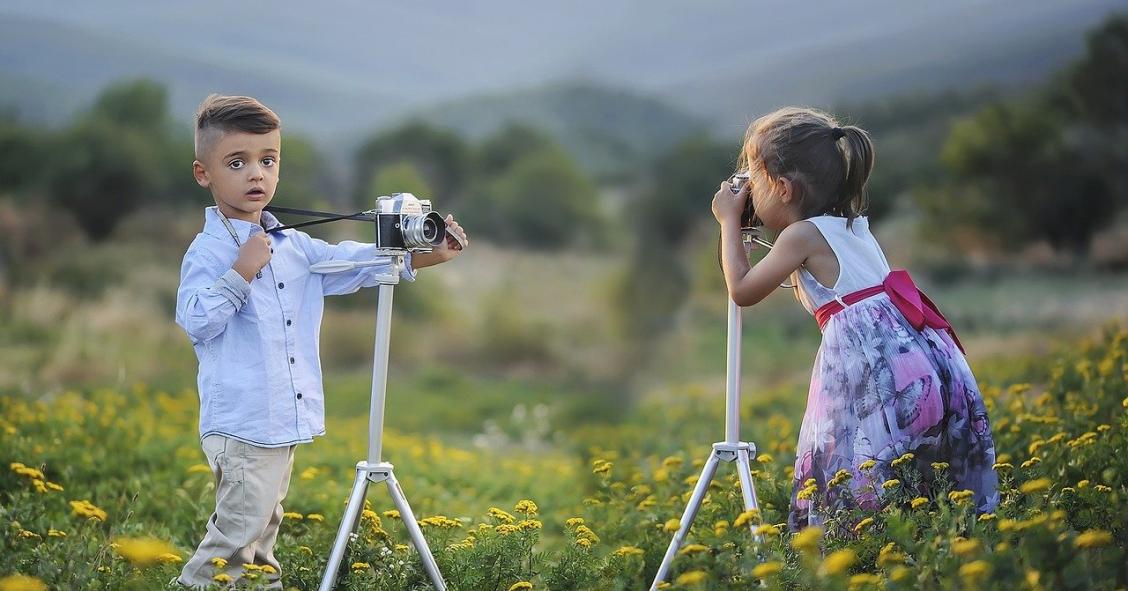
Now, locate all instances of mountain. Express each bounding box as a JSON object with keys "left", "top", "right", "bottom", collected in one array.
[{"left": 0, "top": 0, "right": 1122, "bottom": 154}]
